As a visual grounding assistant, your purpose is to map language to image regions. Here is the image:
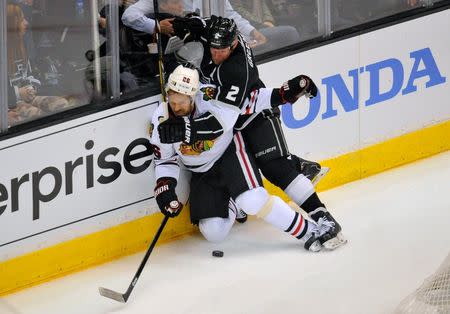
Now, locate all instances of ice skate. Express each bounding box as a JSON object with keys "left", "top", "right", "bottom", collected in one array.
[
  {"left": 235, "top": 208, "right": 248, "bottom": 224},
  {"left": 292, "top": 156, "right": 329, "bottom": 186},
  {"left": 300, "top": 222, "right": 322, "bottom": 252},
  {"left": 310, "top": 208, "right": 347, "bottom": 250}
]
